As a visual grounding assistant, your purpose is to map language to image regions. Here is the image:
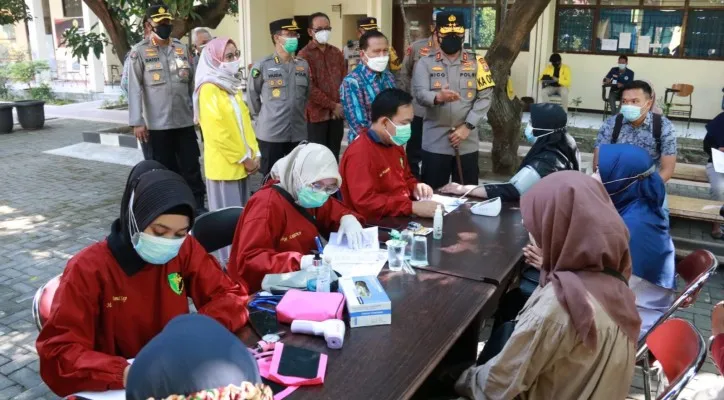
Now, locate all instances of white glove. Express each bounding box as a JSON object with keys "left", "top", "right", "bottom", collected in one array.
[
  {"left": 300, "top": 254, "right": 315, "bottom": 270},
  {"left": 338, "top": 215, "right": 363, "bottom": 250}
]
